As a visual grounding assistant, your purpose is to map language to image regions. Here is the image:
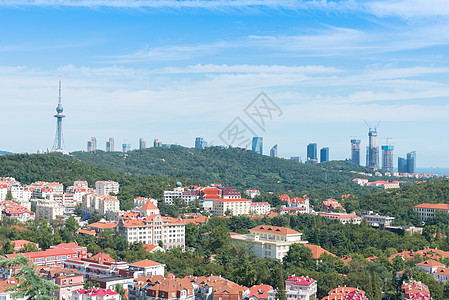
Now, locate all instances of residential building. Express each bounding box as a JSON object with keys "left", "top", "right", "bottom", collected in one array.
[
  {"left": 128, "top": 275, "right": 195, "bottom": 300},
  {"left": 82, "top": 193, "right": 120, "bottom": 217},
  {"left": 106, "top": 137, "right": 115, "bottom": 152},
  {"left": 320, "top": 147, "right": 329, "bottom": 163},
  {"left": 245, "top": 189, "right": 260, "bottom": 199},
  {"left": 39, "top": 266, "right": 84, "bottom": 300},
  {"left": 64, "top": 254, "right": 133, "bottom": 280},
  {"left": 433, "top": 267, "right": 449, "bottom": 283},
  {"left": 415, "top": 259, "right": 445, "bottom": 274},
  {"left": 36, "top": 199, "right": 64, "bottom": 220},
  {"left": 250, "top": 202, "right": 271, "bottom": 215},
  {"left": 142, "top": 244, "right": 166, "bottom": 253},
  {"left": 270, "top": 144, "right": 278, "bottom": 158},
  {"left": 117, "top": 210, "right": 185, "bottom": 249},
  {"left": 95, "top": 181, "right": 120, "bottom": 196},
  {"left": 123, "top": 144, "right": 131, "bottom": 153},
  {"left": 280, "top": 195, "right": 310, "bottom": 213},
  {"left": 139, "top": 138, "right": 147, "bottom": 150},
  {"left": 9, "top": 185, "right": 33, "bottom": 202},
  {"left": 320, "top": 199, "right": 345, "bottom": 212},
  {"left": 10, "top": 240, "right": 38, "bottom": 252},
  {"left": 30, "top": 181, "right": 64, "bottom": 198},
  {"left": 134, "top": 197, "right": 158, "bottom": 208},
  {"left": 321, "top": 287, "right": 367, "bottom": 300},
  {"left": 0, "top": 277, "right": 27, "bottom": 300},
  {"left": 268, "top": 276, "right": 317, "bottom": 300},
  {"left": 163, "top": 189, "right": 199, "bottom": 205},
  {"left": 6, "top": 242, "right": 87, "bottom": 266},
  {"left": 0, "top": 200, "right": 35, "bottom": 222},
  {"left": 129, "top": 259, "right": 165, "bottom": 276},
  {"left": 72, "top": 287, "right": 120, "bottom": 300},
  {"left": 398, "top": 157, "right": 408, "bottom": 173},
  {"left": 252, "top": 137, "right": 263, "bottom": 155},
  {"left": 361, "top": 212, "right": 395, "bottom": 227},
  {"left": 87, "top": 137, "right": 97, "bottom": 152},
  {"left": 1, "top": 183, "right": 9, "bottom": 201},
  {"left": 230, "top": 225, "right": 307, "bottom": 260},
  {"left": 365, "top": 180, "right": 400, "bottom": 189},
  {"left": 195, "top": 137, "right": 207, "bottom": 148},
  {"left": 317, "top": 212, "right": 362, "bottom": 225},
  {"left": 381, "top": 145, "right": 394, "bottom": 172},
  {"left": 304, "top": 244, "right": 336, "bottom": 260},
  {"left": 248, "top": 284, "right": 273, "bottom": 300},
  {"left": 401, "top": 281, "right": 431, "bottom": 300},
  {"left": 306, "top": 143, "right": 318, "bottom": 163},
  {"left": 350, "top": 139, "right": 361, "bottom": 165},
  {"left": 212, "top": 198, "right": 251, "bottom": 216},
  {"left": 414, "top": 203, "right": 449, "bottom": 221},
  {"left": 196, "top": 275, "right": 246, "bottom": 300}
]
